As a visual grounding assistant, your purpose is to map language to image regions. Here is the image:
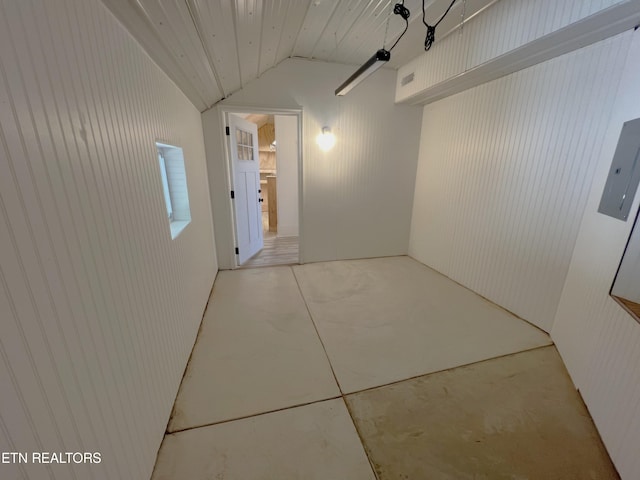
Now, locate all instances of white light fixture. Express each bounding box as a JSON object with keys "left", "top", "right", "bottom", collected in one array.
[
  {"left": 316, "top": 127, "right": 336, "bottom": 151},
  {"left": 335, "top": 48, "right": 391, "bottom": 96}
]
